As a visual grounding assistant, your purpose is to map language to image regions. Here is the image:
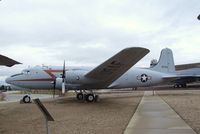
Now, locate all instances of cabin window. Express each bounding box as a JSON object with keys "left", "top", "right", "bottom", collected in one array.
[{"left": 22, "top": 70, "right": 31, "bottom": 75}]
